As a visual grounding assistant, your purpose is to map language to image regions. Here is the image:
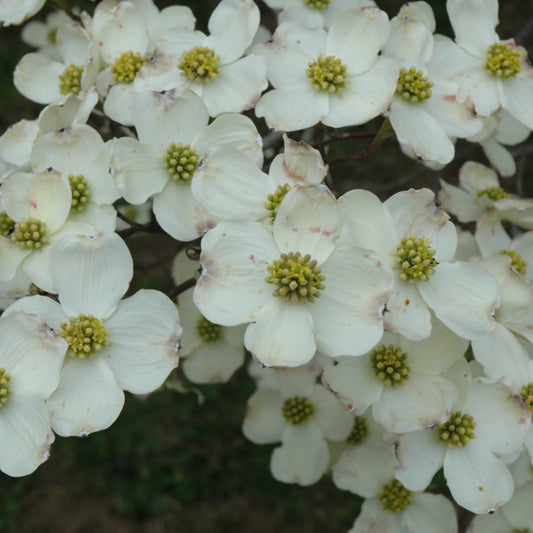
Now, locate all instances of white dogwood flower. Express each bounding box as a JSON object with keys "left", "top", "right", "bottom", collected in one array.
[
  {"left": 5, "top": 232, "right": 182, "bottom": 436},
  {"left": 194, "top": 185, "right": 393, "bottom": 367},
  {"left": 254, "top": 7, "right": 397, "bottom": 131}
]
